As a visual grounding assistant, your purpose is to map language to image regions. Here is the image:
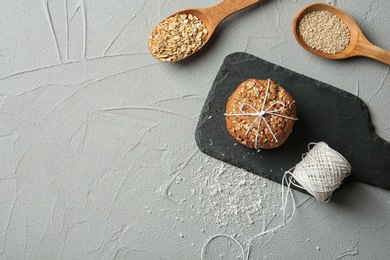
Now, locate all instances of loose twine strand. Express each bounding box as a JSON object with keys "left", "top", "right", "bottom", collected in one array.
[
  {"left": 201, "top": 142, "right": 351, "bottom": 260},
  {"left": 224, "top": 79, "right": 298, "bottom": 149}
]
